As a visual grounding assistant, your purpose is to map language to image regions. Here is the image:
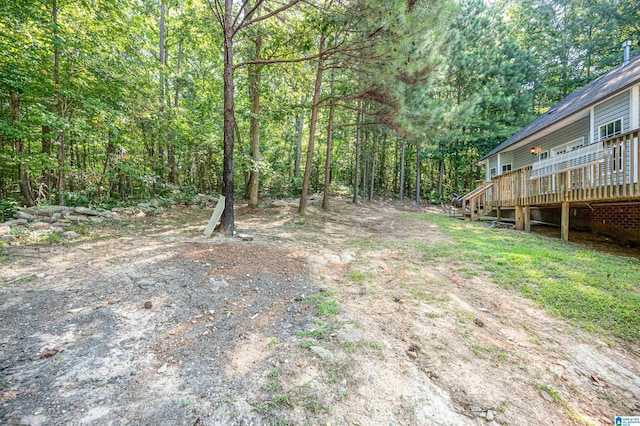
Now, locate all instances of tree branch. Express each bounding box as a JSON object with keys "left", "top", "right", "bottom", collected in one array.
[{"left": 235, "top": 0, "right": 303, "bottom": 34}]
